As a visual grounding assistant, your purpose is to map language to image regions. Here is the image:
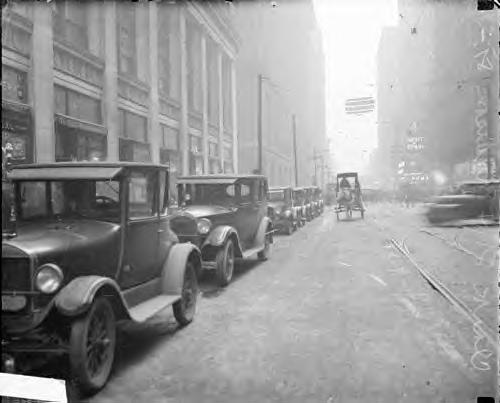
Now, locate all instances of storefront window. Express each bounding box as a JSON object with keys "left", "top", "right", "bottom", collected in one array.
[
  {"left": 119, "top": 138, "right": 151, "bottom": 162},
  {"left": 1, "top": 65, "right": 27, "bottom": 104},
  {"left": 190, "top": 154, "right": 204, "bottom": 175},
  {"left": 119, "top": 109, "right": 148, "bottom": 143},
  {"left": 55, "top": 126, "right": 106, "bottom": 162}
]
